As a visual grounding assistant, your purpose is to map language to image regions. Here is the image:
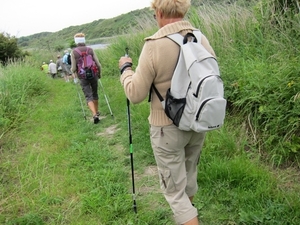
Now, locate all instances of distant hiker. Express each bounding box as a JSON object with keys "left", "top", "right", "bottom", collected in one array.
[
  {"left": 41, "top": 62, "right": 48, "bottom": 74},
  {"left": 118, "top": 0, "right": 217, "bottom": 224},
  {"left": 56, "top": 55, "right": 64, "bottom": 78},
  {"left": 48, "top": 60, "right": 57, "bottom": 79},
  {"left": 71, "top": 32, "right": 102, "bottom": 124},
  {"left": 62, "top": 50, "right": 72, "bottom": 82}
]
